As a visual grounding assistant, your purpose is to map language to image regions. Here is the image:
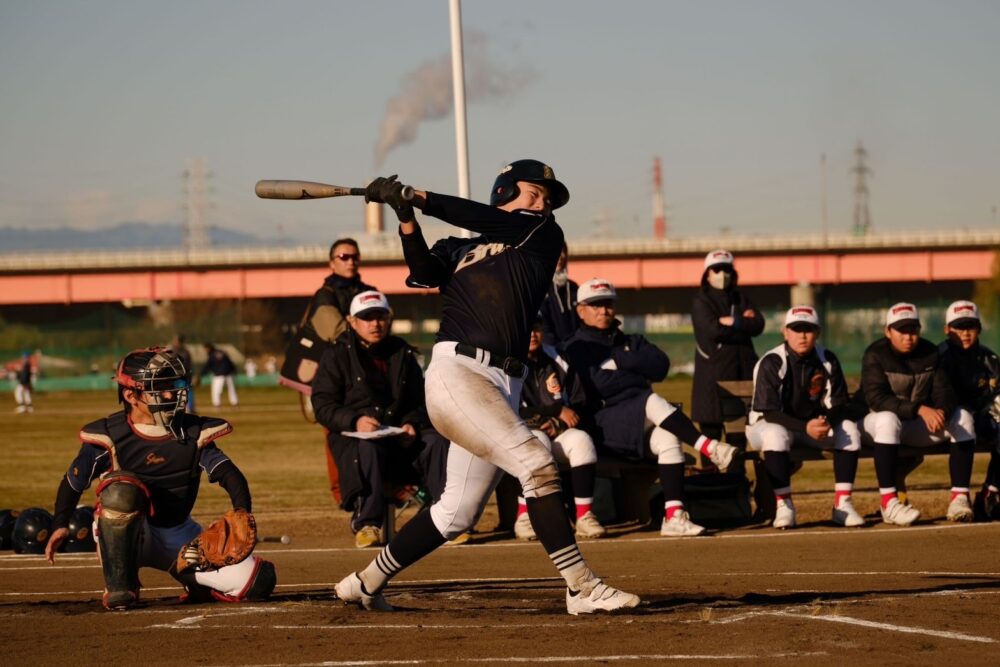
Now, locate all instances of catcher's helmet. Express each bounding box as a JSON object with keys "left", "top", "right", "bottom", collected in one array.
[
  {"left": 116, "top": 347, "right": 190, "bottom": 438},
  {"left": 0, "top": 509, "right": 20, "bottom": 550},
  {"left": 12, "top": 507, "right": 53, "bottom": 555},
  {"left": 63, "top": 506, "right": 97, "bottom": 553},
  {"left": 489, "top": 159, "right": 569, "bottom": 210}
]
